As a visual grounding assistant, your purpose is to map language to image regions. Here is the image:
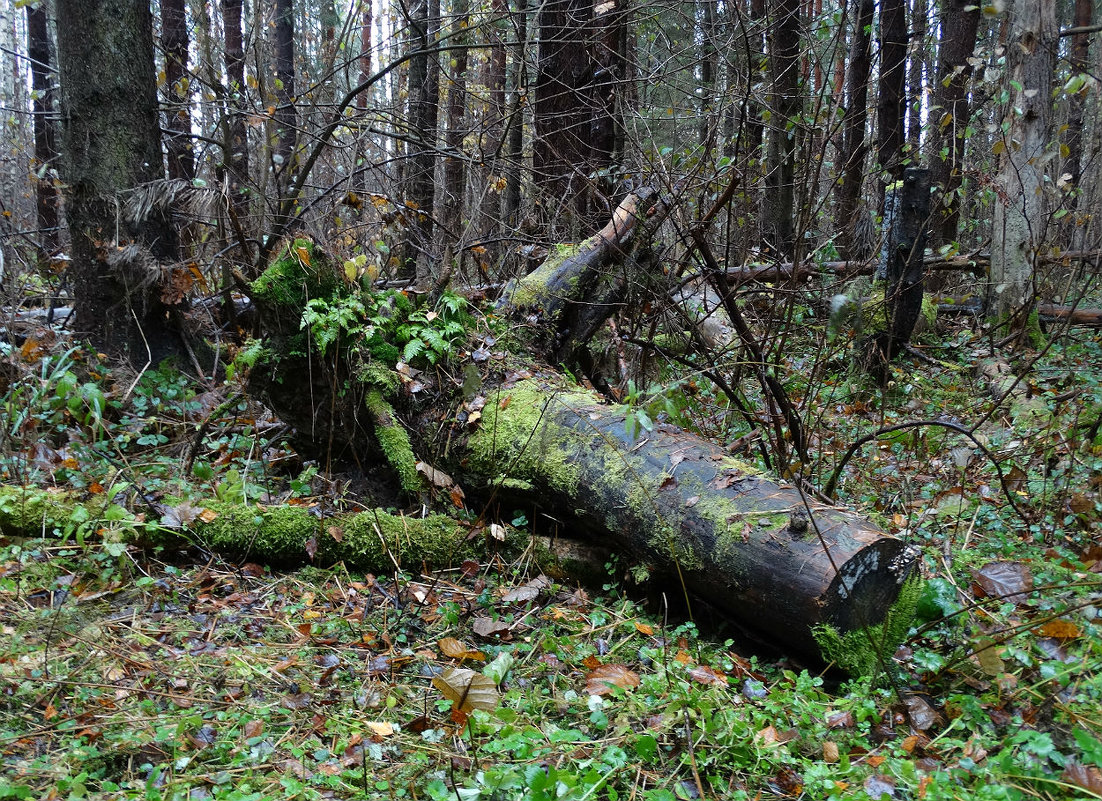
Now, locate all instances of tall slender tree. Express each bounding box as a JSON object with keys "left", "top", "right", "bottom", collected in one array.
[
  {"left": 273, "top": 0, "right": 297, "bottom": 171},
  {"left": 837, "top": 0, "right": 875, "bottom": 258},
  {"left": 1063, "top": 0, "right": 1093, "bottom": 213},
  {"left": 876, "top": 0, "right": 907, "bottom": 192},
  {"left": 26, "top": 2, "right": 59, "bottom": 255},
  {"left": 762, "top": 0, "right": 801, "bottom": 257},
  {"left": 162, "top": 0, "right": 196, "bottom": 181},
  {"left": 403, "top": 0, "right": 441, "bottom": 281},
  {"left": 222, "top": 0, "right": 250, "bottom": 214},
  {"left": 442, "top": 0, "right": 470, "bottom": 257},
  {"left": 926, "top": 0, "right": 980, "bottom": 247}
]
